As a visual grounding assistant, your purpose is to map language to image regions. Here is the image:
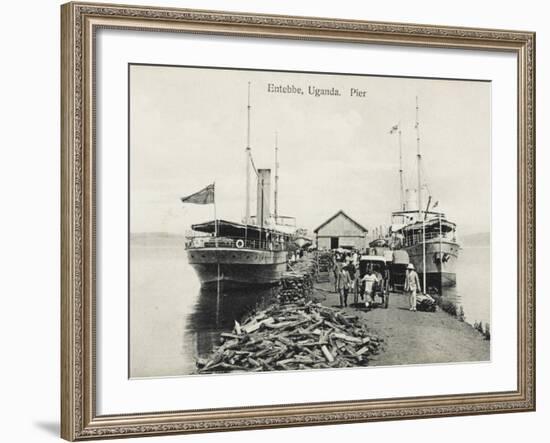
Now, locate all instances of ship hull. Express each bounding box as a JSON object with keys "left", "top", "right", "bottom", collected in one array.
[
  {"left": 403, "top": 239, "right": 459, "bottom": 293},
  {"left": 187, "top": 247, "right": 287, "bottom": 288}
]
